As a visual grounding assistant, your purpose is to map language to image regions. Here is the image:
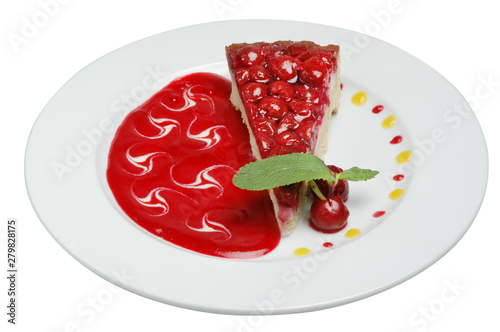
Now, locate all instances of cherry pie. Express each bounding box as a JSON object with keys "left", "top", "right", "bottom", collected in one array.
[{"left": 226, "top": 40, "right": 341, "bottom": 235}]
